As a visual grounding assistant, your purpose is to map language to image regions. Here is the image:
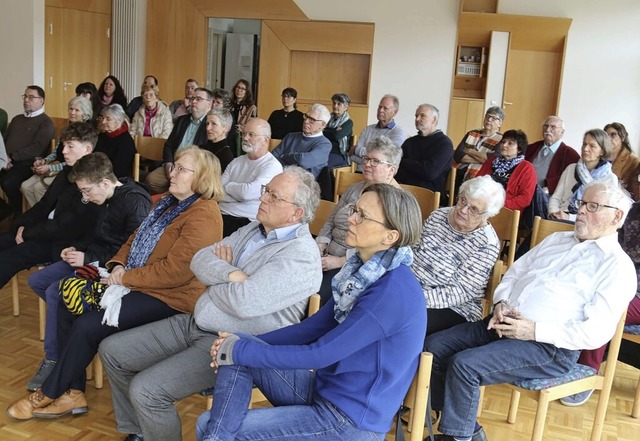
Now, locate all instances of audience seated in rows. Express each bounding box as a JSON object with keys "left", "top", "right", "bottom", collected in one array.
[
  {"left": 129, "top": 83, "right": 173, "bottom": 139},
  {"left": 145, "top": 87, "right": 212, "bottom": 194},
  {"left": 316, "top": 136, "right": 402, "bottom": 303},
  {"left": 0, "top": 123, "right": 100, "bottom": 294},
  {"left": 196, "top": 184, "right": 425, "bottom": 441},
  {"left": 413, "top": 176, "right": 504, "bottom": 337},
  {"left": 605, "top": 122, "right": 640, "bottom": 200},
  {"left": 425, "top": 179, "right": 635, "bottom": 441},
  {"left": 7, "top": 146, "right": 224, "bottom": 421},
  {"left": 99, "top": 167, "right": 322, "bottom": 441},
  {"left": 203, "top": 108, "right": 234, "bottom": 173},
  {"left": 0, "top": 85, "right": 54, "bottom": 220},
  {"left": 477, "top": 129, "right": 536, "bottom": 213},
  {"left": 267, "top": 87, "right": 303, "bottom": 140},
  {"left": 396, "top": 103, "right": 453, "bottom": 202},
  {"left": 21, "top": 96, "right": 93, "bottom": 208},
  {"left": 271, "top": 103, "right": 332, "bottom": 178},
  {"left": 323, "top": 92, "right": 354, "bottom": 168},
  {"left": 95, "top": 104, "right": 136, "bottom": 178},
  {"left": 125, "top": 75, "right": 159, "bottom": 119},
  {"left": 350, "top": 94, "right": 406, "bottom": 171},
  {"left": 549, "top": 128, "right": 618, "bottom": 221},
  {"left": 26, "top": 152, "right": 152, "bottom": 391},
  {"left": 219, "top": 117, "right": 282, "bottom": 237},
  {"left": 169, "top": 79, "right": 199, "bottom": 121}
]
